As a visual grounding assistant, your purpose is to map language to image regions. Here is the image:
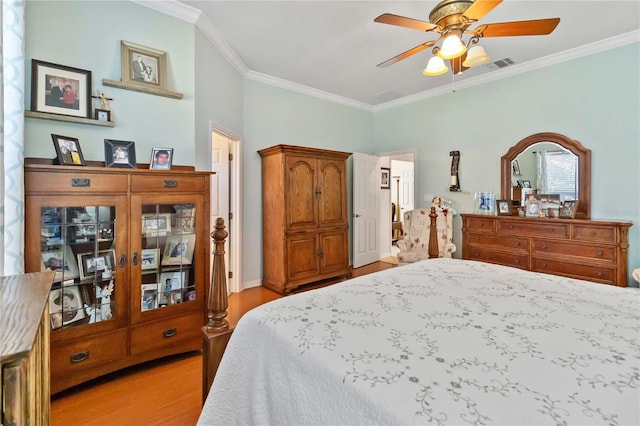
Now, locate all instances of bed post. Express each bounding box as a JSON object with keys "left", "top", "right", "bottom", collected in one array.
[
  {"left": 201, "top": 218, "right": 234, "bottom": 404},
  {"left": 428, "top": 206, "right": 439, "bottom": 259}
]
